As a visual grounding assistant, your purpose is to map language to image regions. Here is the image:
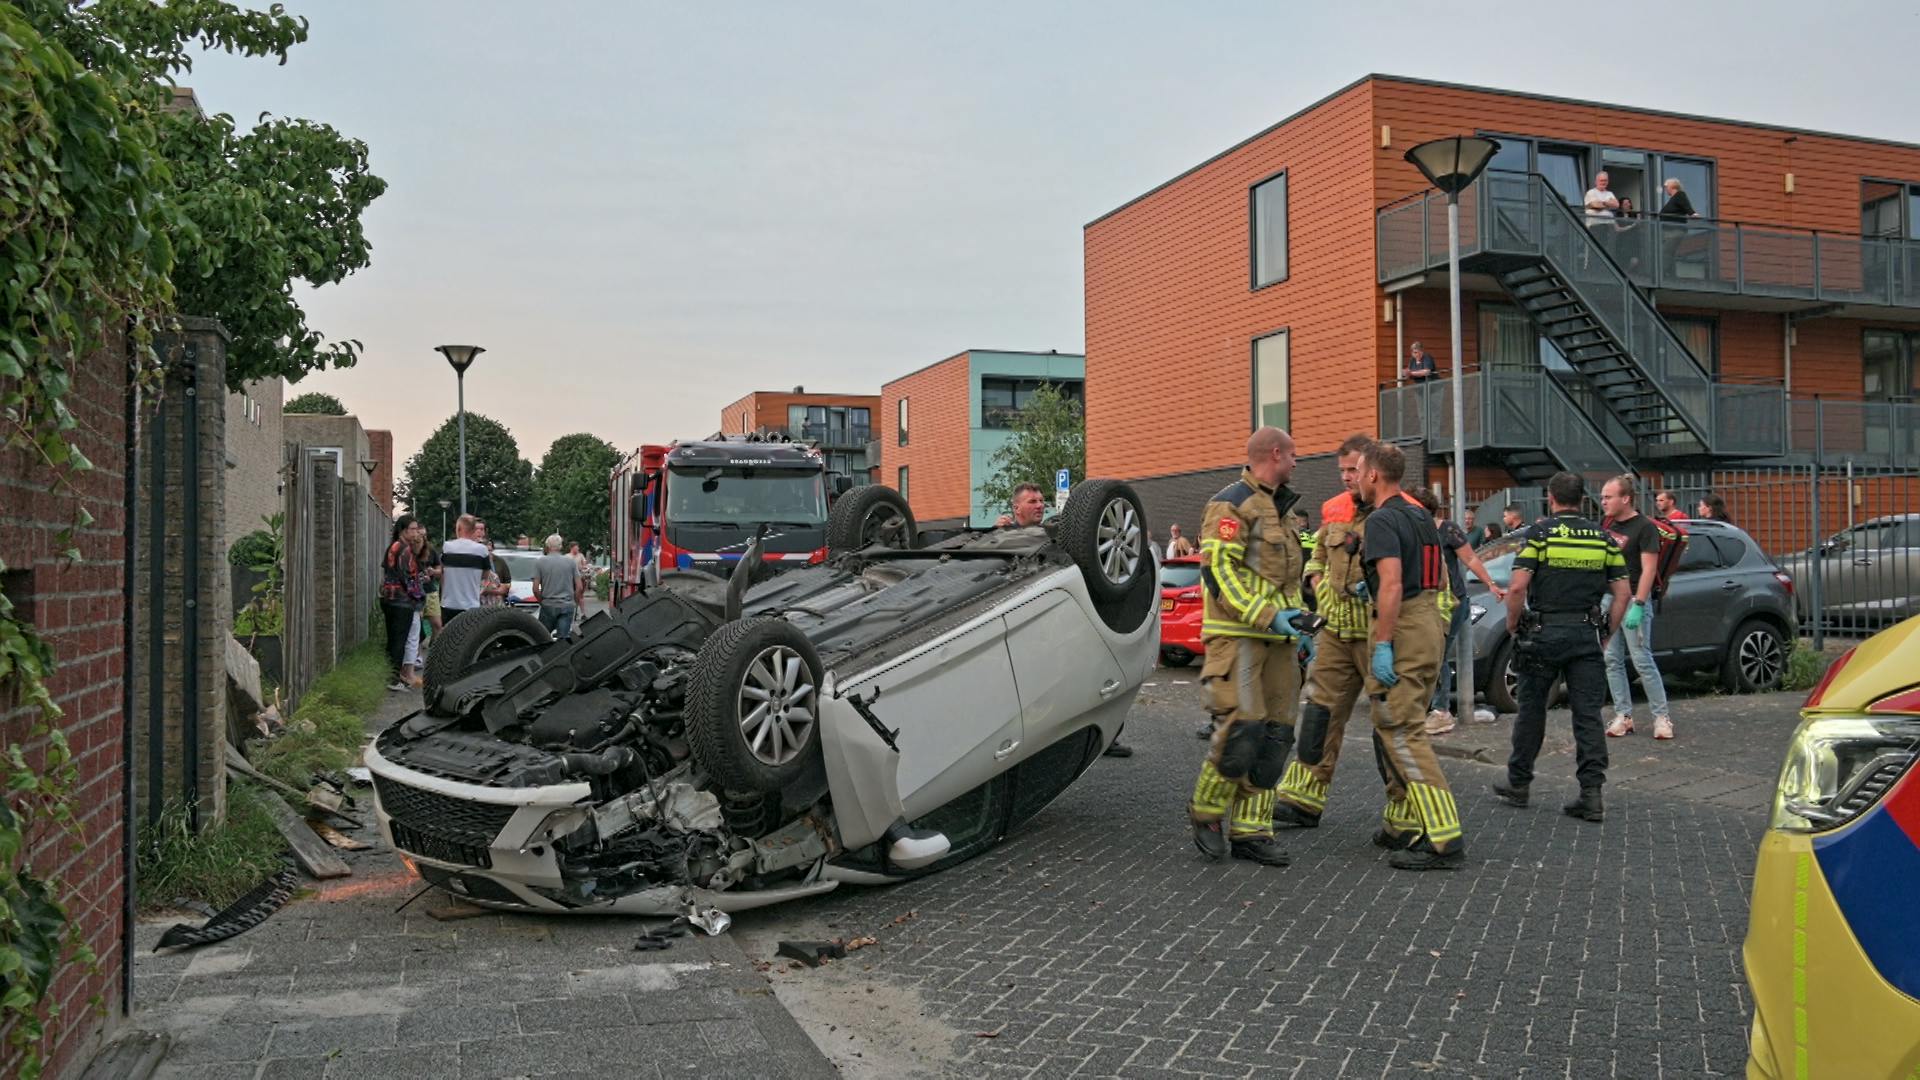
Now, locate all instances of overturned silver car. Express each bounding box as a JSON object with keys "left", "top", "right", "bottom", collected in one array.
[{"left": 366, "top": 481, "right": 1158, "bottom": 915}]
